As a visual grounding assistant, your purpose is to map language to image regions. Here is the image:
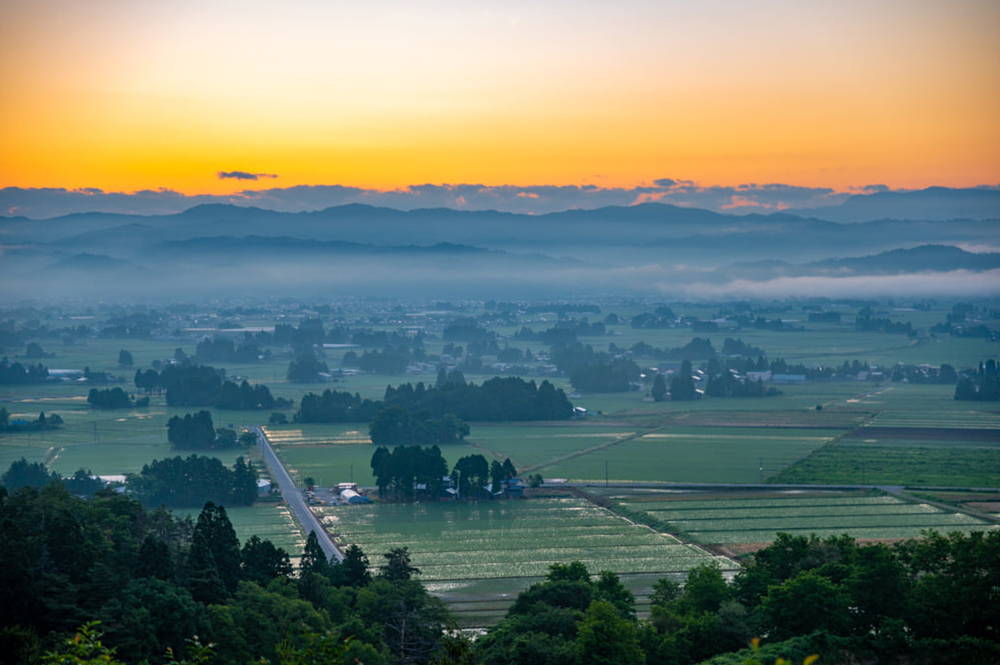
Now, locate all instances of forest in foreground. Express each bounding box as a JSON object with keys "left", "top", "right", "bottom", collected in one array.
[{"left": 2, "top": 477, "right": 999, "bottom": 665}]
